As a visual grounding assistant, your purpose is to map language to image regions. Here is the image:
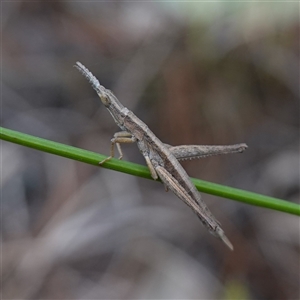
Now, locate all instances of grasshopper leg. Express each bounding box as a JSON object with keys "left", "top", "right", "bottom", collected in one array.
[{"left": 99, "top": 131, "right": 136, "bottom": 165}]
